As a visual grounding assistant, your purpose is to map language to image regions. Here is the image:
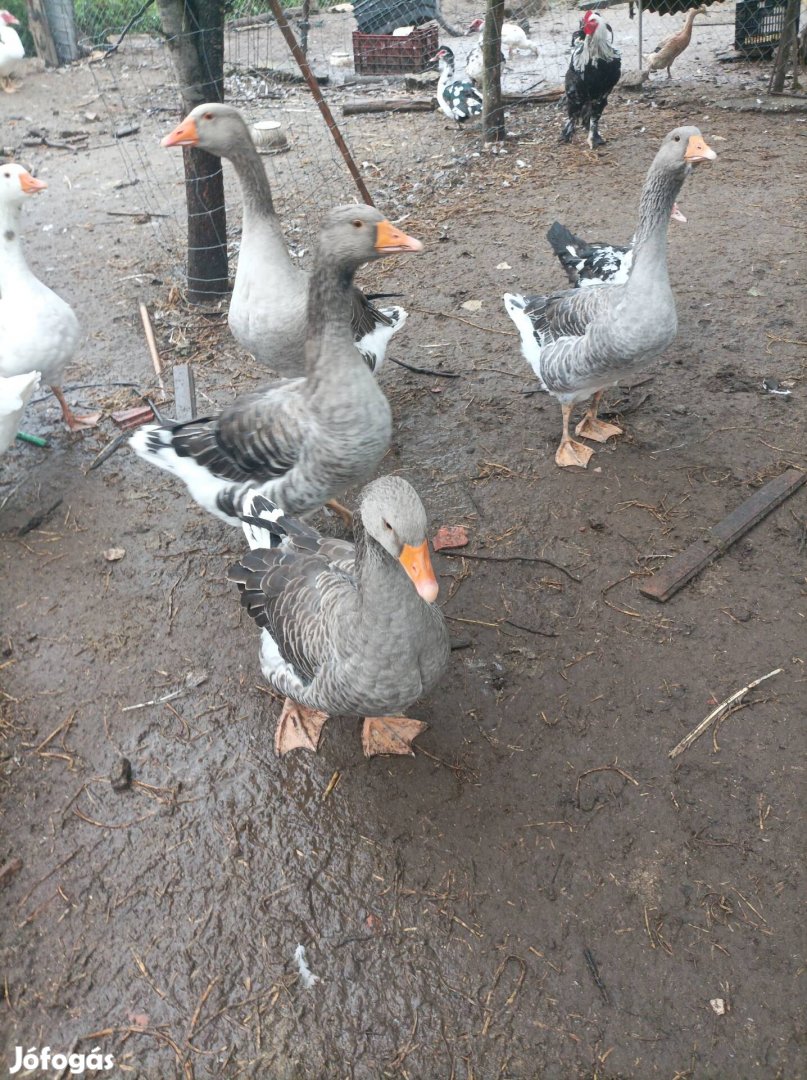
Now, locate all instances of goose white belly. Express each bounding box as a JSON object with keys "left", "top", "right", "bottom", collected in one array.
[
  {"left": 228, "top": 260, "right": 308, "bottom": 371},
  {"left": 0, "top": 284, "right": 80, "bottom": 383}
]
